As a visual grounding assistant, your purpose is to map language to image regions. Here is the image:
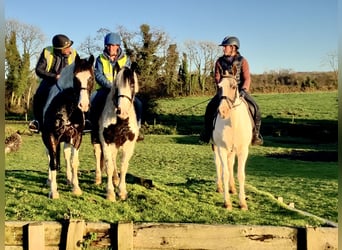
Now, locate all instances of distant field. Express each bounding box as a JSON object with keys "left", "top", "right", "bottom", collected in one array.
[{"left": 5, "top": 91, "right": 338, "bottom": 227}]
